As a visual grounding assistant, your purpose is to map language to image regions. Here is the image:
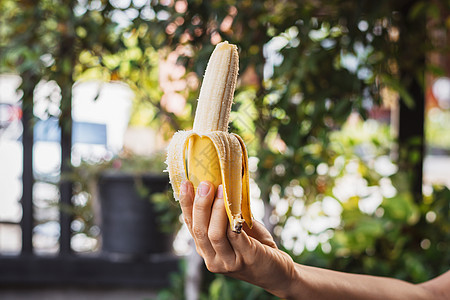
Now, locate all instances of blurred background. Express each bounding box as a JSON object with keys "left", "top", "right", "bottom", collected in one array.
[{"left": 0, "top": 0, "right": 449, "bottom": 299}]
